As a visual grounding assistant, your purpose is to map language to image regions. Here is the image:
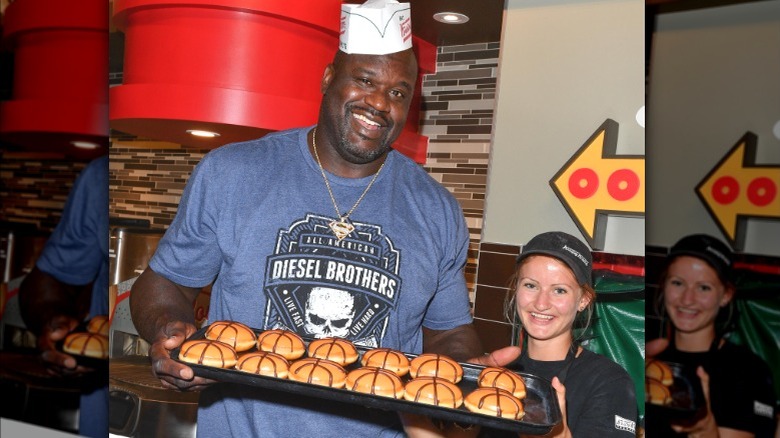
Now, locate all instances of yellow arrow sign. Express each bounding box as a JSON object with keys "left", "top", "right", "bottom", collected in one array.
[
  {"left": 550, "top": 119, "right": 645, "bottom": 250},
  {"left": 696, "top": 132, "right": 780, "bottom": 250}
]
